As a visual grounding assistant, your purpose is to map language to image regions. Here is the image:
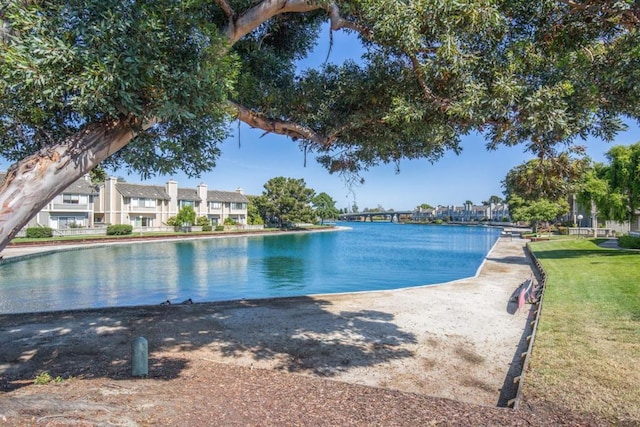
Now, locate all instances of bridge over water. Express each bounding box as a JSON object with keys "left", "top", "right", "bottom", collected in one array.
[{"left": 338, "top": 211, "right": 415, "bottom": 222}]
